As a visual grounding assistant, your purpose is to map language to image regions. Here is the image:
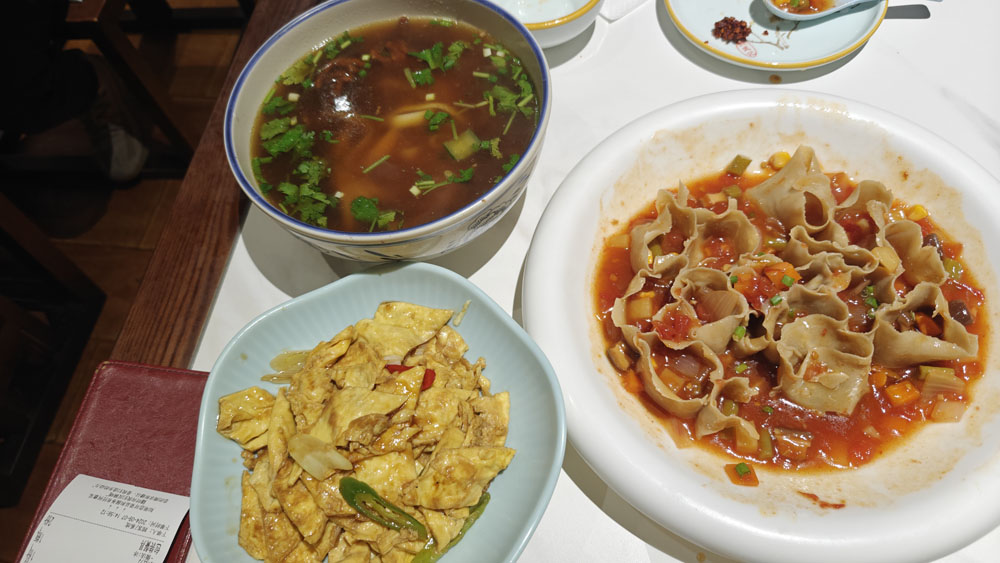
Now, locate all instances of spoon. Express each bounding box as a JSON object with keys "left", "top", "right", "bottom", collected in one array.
[{"left": 763, "top": 0, "right": 882, "bottom": 22}]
